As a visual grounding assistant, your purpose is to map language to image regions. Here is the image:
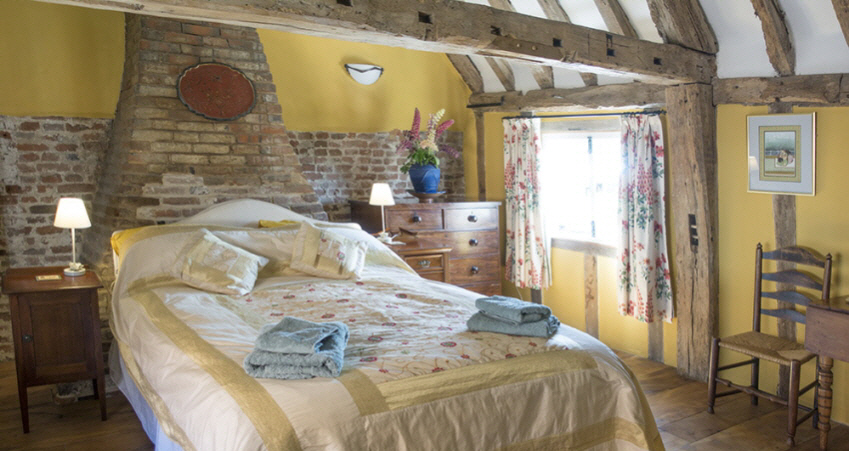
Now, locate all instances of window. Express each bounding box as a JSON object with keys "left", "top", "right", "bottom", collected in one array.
[{"left": 539, "top": 118, "right": 620, "bottom": 247}]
